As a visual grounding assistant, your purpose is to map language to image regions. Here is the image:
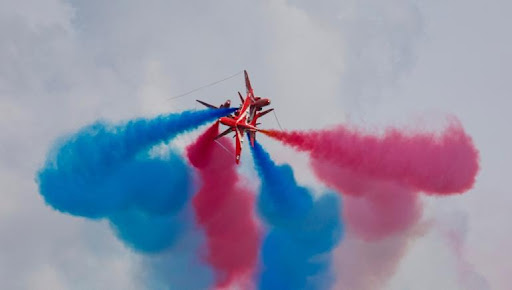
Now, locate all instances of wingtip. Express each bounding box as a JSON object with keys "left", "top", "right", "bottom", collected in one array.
[{"left": 196, "top": 99, "right": 218, "bottom": 109}]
